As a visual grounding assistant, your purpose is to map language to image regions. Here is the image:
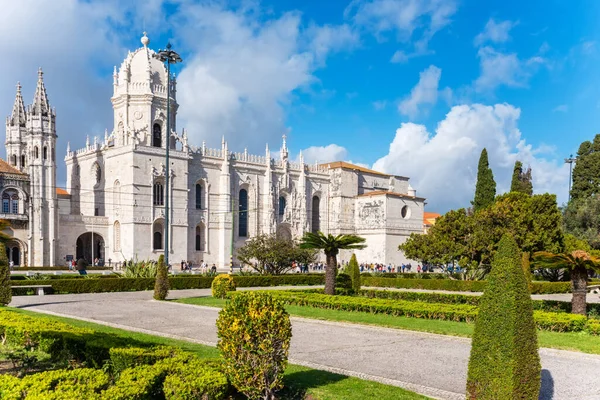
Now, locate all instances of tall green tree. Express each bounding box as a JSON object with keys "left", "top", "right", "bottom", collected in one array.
[
  {"left": 348, "top": 253, "right": 361, "bottom": 293},
  {"left": 300, "top": 232, "right": 366, "bottom": 295},
  {"left": 571, "top": 134, "right": 600, "bottom": 202},
  {"left": 467, "top": 235, "right": 540, "bottom": 399},
  {"left": 510, "top": 160, "right": 533, "bottom": 195},
  {"left": 563, "top": 195, "right": 600, "bottom": 249},
  {"left": 472, "top": 148, "right": 496, "bottom": 212},
  {"left": 153, "top": 254, "right": 169, "bottom": 301},
  {"left": 400, "top": 193, "right": 563, "bottom": 272},
  {"left": 237, "top": 234, "right": 317, "bottom": 275}
]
